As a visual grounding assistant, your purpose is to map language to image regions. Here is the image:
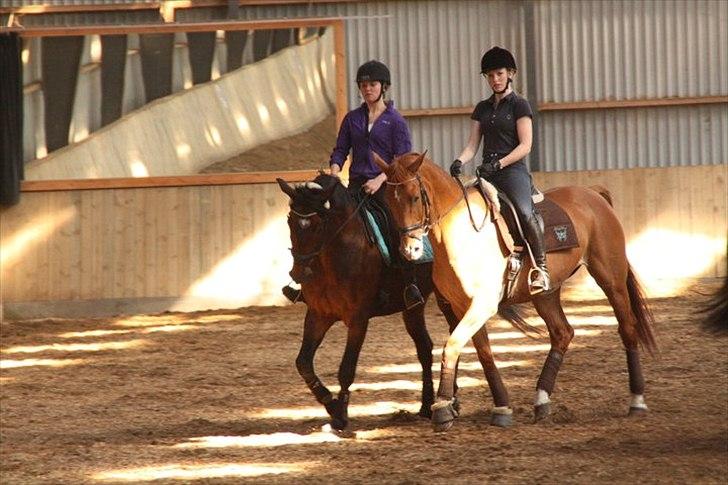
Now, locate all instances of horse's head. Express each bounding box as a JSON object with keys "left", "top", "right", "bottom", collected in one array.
[
  {"left": 373, "top": 151, "right": 432, "bottom": 261},
  {"left": 277, "top": 174, "right": 347, "bottom": 282}
]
